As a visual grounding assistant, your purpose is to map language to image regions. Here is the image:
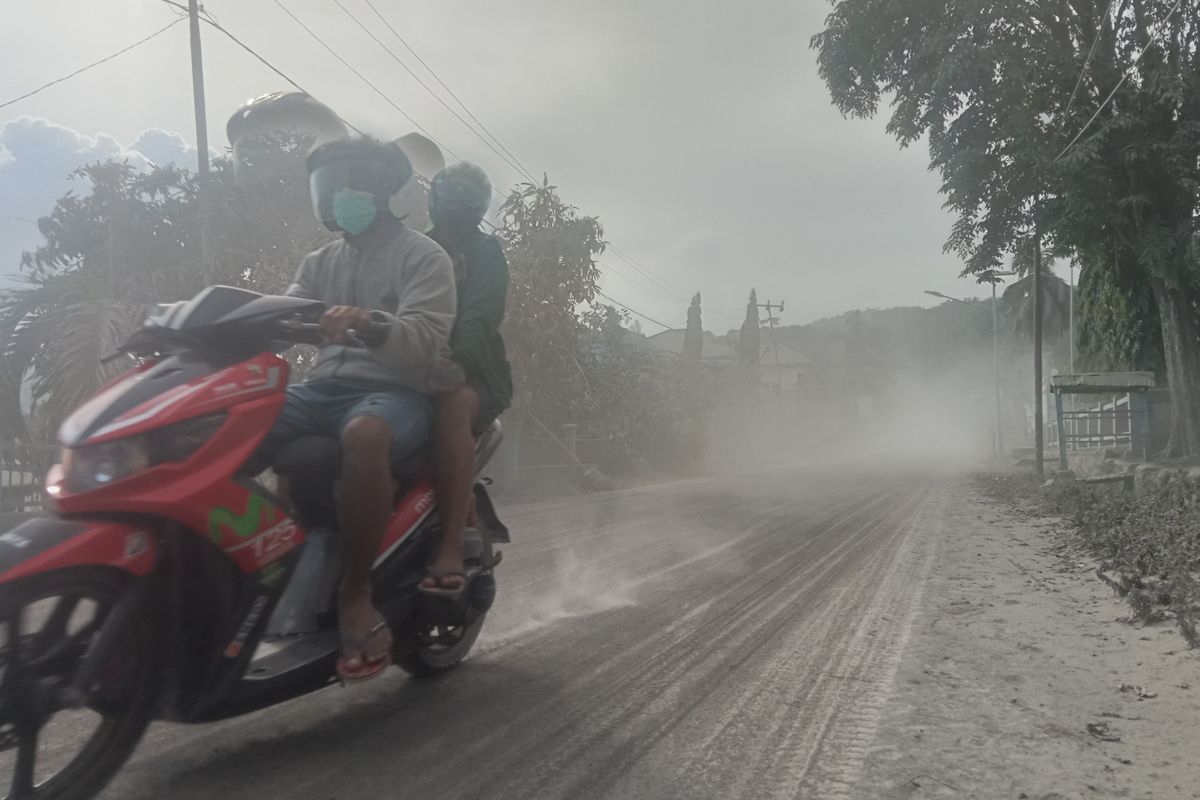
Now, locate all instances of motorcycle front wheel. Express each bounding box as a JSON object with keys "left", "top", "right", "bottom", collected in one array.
[{"left": 0, "top": 567, "right": 158, "bottom": 800}]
